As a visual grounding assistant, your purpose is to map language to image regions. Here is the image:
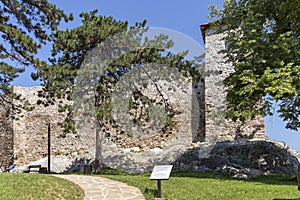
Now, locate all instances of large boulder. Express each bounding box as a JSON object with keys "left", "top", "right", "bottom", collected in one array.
[{"left": 173, "top": 140, "right": 299, "bottom": 178}]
